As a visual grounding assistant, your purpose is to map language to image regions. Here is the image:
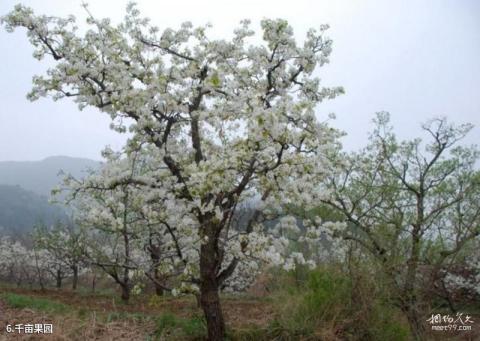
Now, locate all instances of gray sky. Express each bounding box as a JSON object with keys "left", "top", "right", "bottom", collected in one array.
[{"left": 0, "top": 0, "right": 479, "bottom": 161}]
